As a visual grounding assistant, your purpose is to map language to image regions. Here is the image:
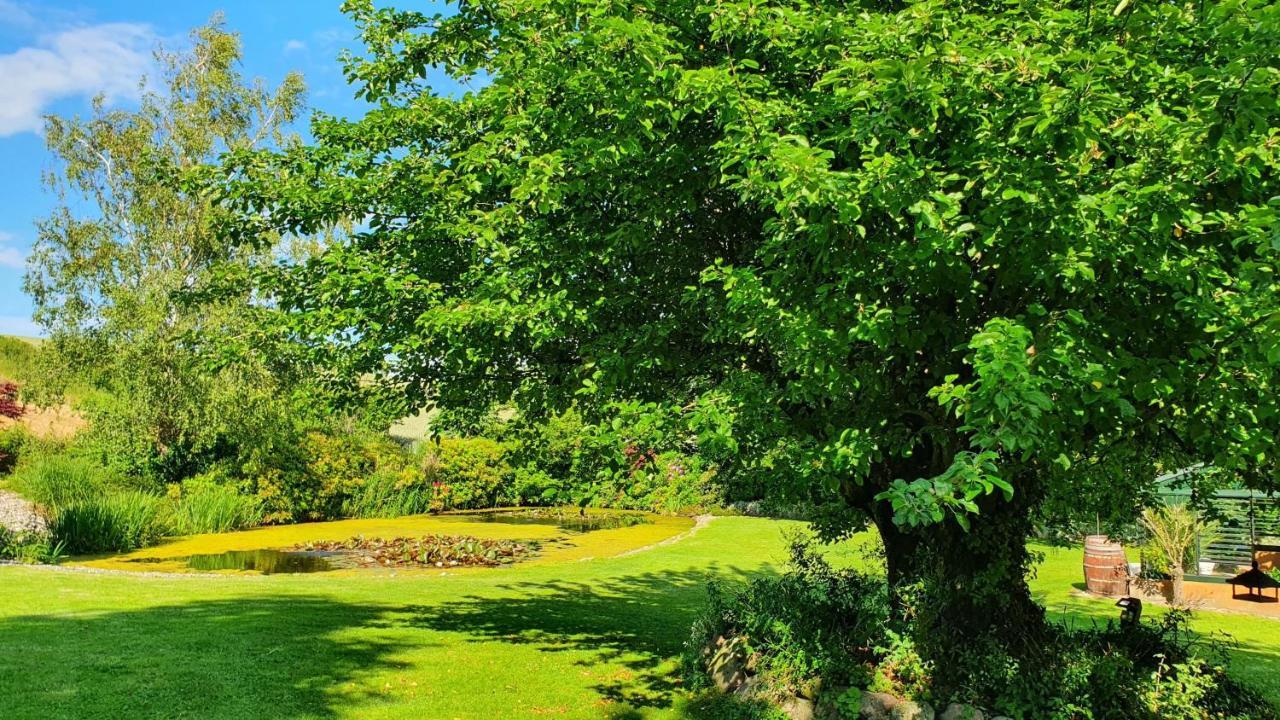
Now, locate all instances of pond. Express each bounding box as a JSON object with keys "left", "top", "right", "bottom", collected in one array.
[
  {"left": 73, "top": 508, "right": 692, "bottom": 575},
  {"left": 129, "top": 549, "right": 339, "bottom": 574},
  {"left": 444, "top": 508, "right": 651, "bottom": 533}
]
